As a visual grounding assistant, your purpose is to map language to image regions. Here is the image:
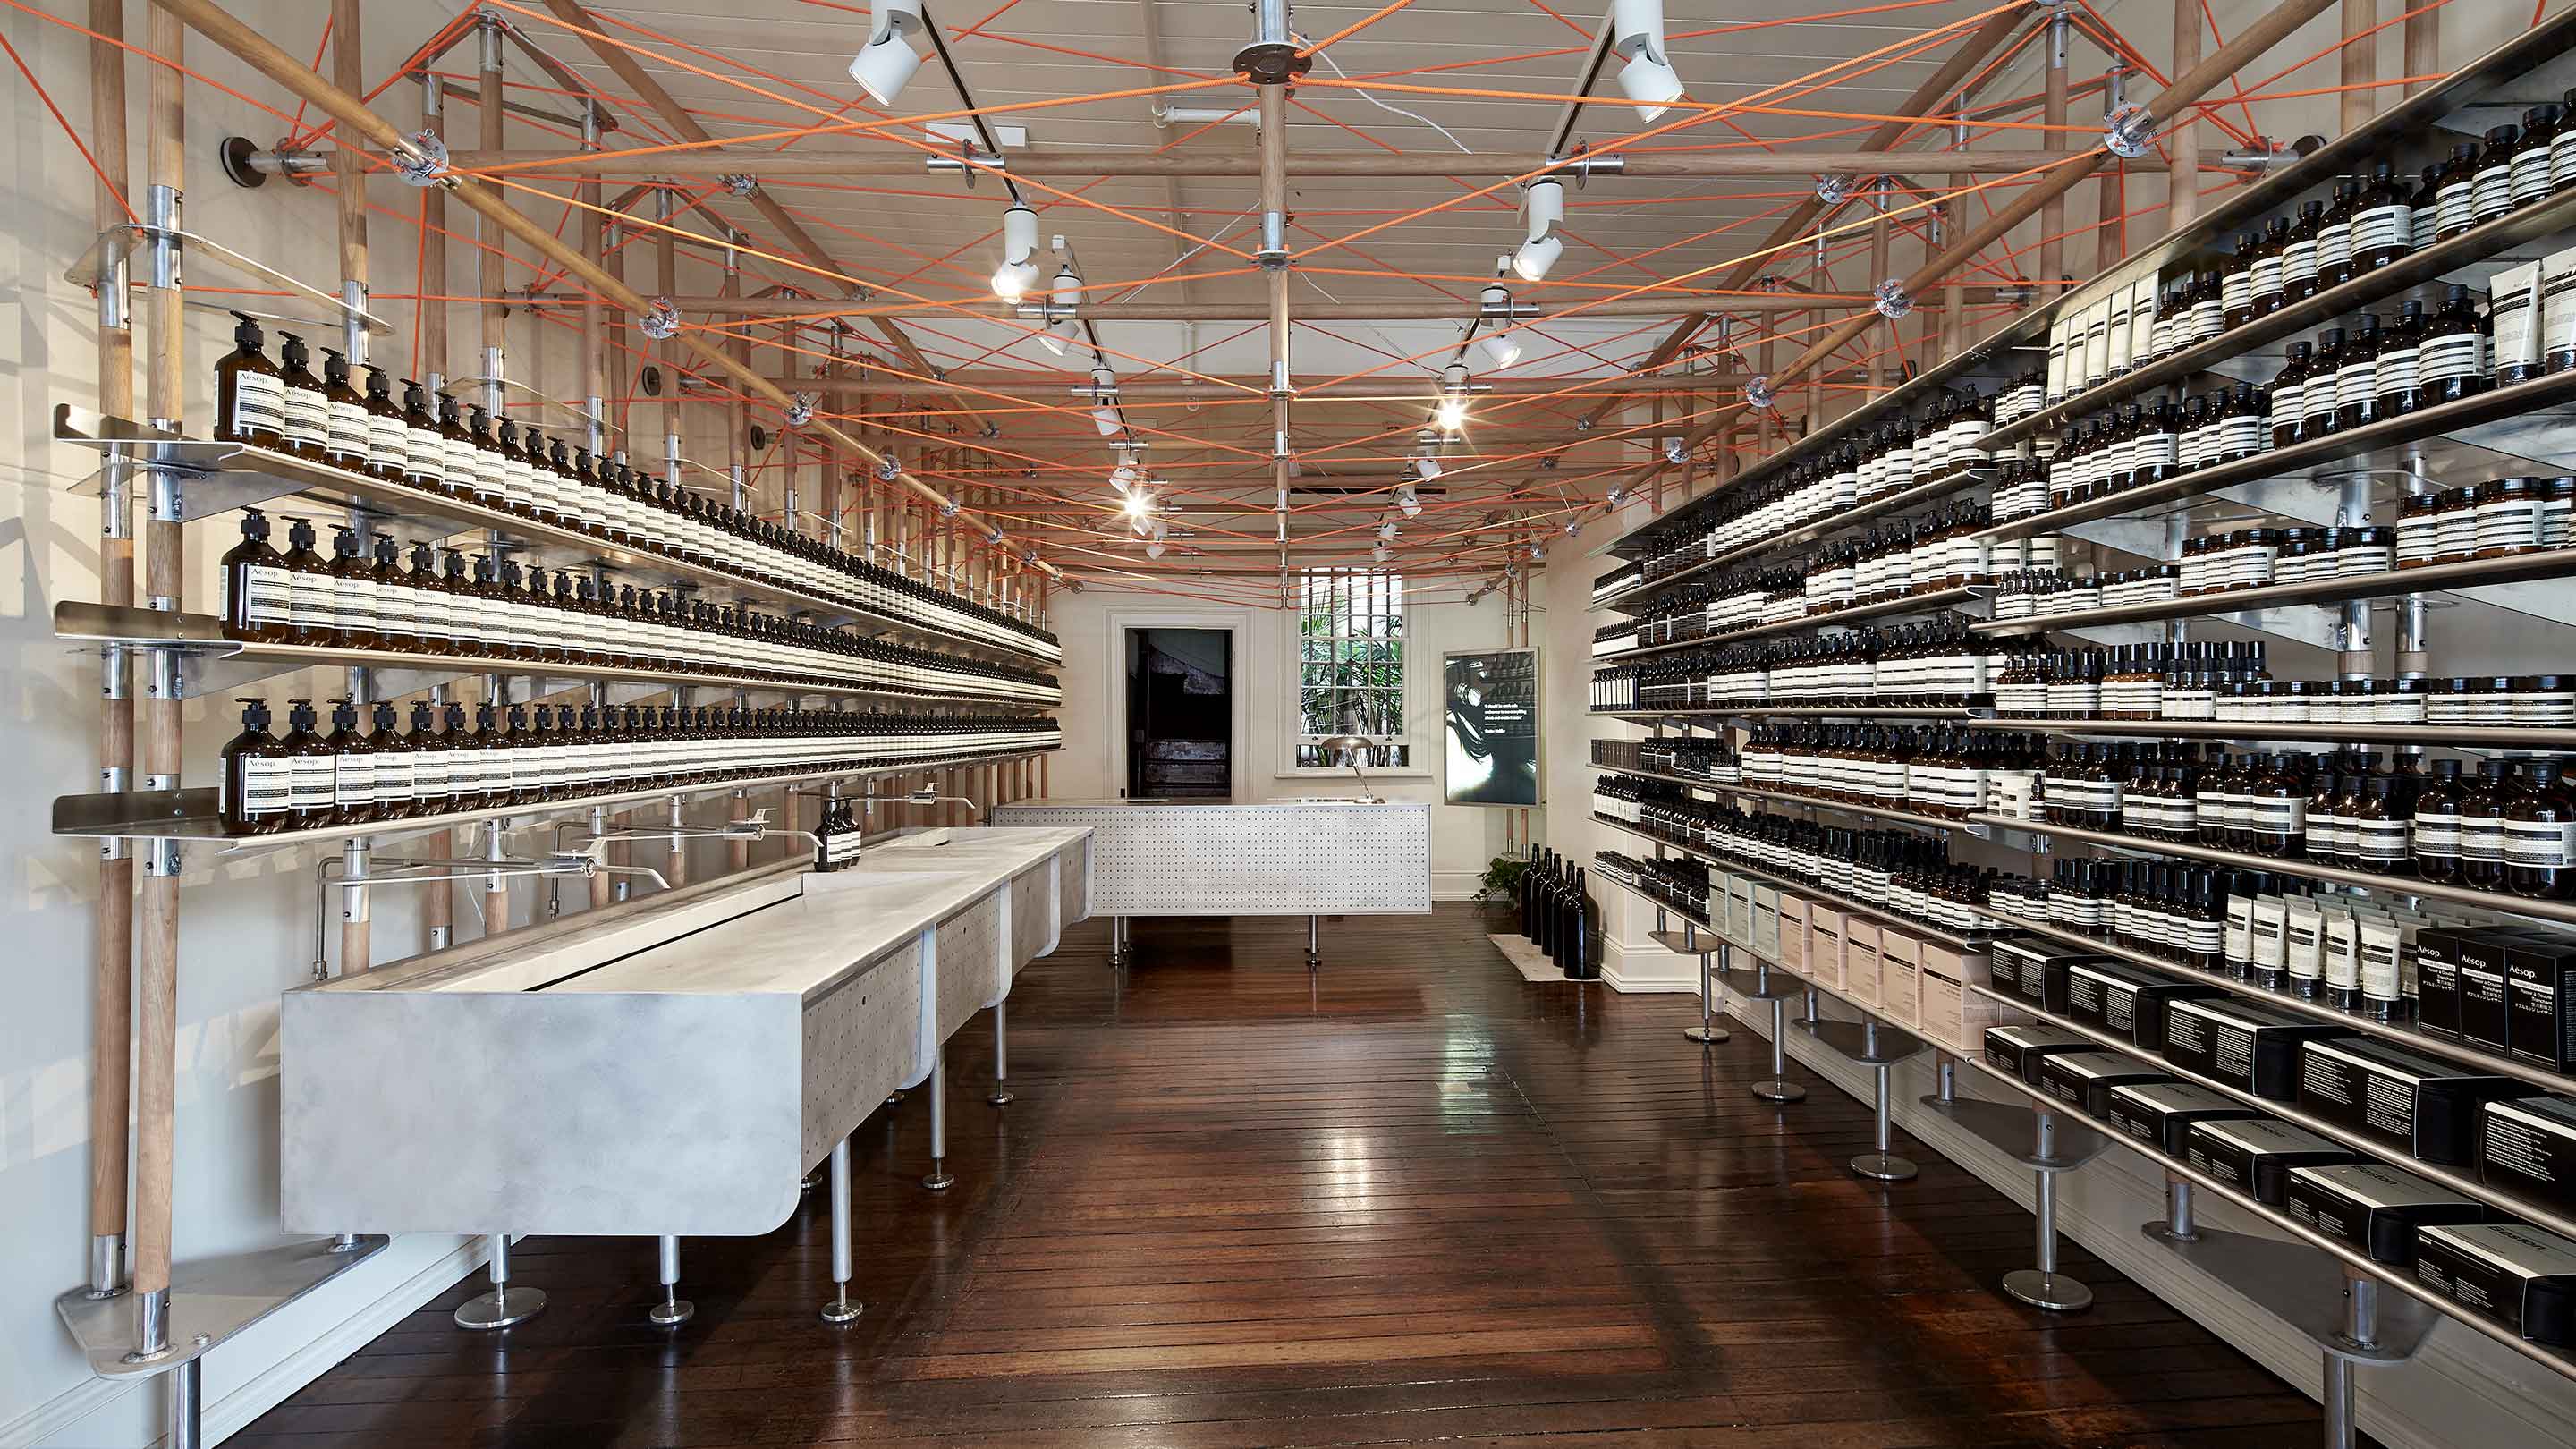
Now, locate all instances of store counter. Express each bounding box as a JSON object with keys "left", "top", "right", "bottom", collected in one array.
[
  {"left": 990, "top": 798, "right": 1429, "bottom": 965},
  {"left": 277, "top": 826, "right": 1089, "bottom": 1239}
]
